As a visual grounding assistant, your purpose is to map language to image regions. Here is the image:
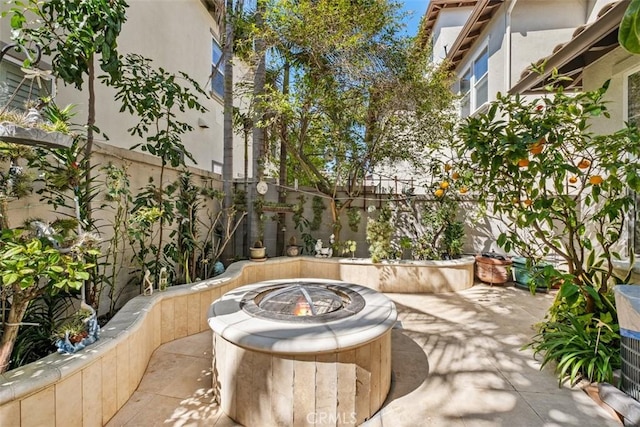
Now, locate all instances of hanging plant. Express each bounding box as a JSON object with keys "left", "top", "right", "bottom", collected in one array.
[
  {"left": 310, "top": 195, "right": 325, "bottom": 231},
  {"left": 347, "top": 206, "right": 361, "bottom": 232}
]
